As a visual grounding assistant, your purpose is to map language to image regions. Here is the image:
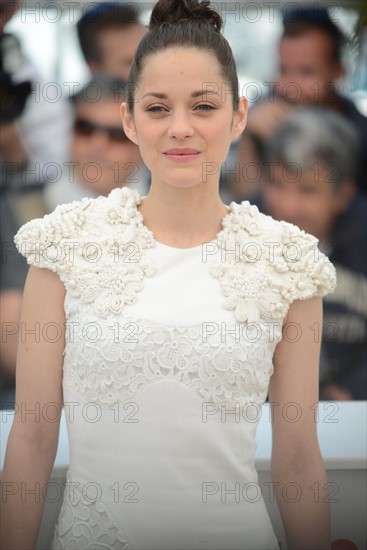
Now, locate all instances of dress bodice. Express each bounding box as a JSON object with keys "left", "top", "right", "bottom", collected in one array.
[{"left": 15, "top": 186, "right": 336, "bottom": 408}]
